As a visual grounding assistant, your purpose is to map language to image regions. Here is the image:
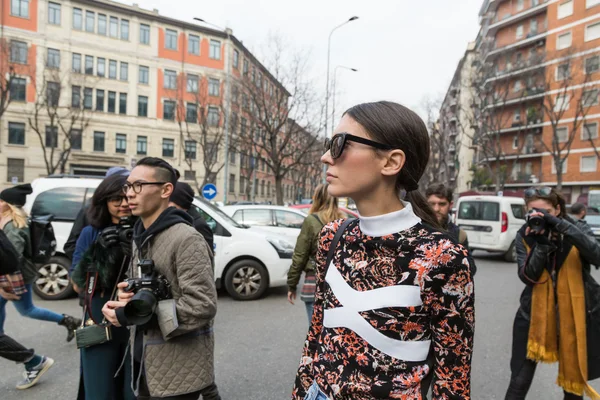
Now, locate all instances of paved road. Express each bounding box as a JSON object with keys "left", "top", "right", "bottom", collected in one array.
[{"left": 1, "top": 254, "right": 599, "bottom": 399}]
